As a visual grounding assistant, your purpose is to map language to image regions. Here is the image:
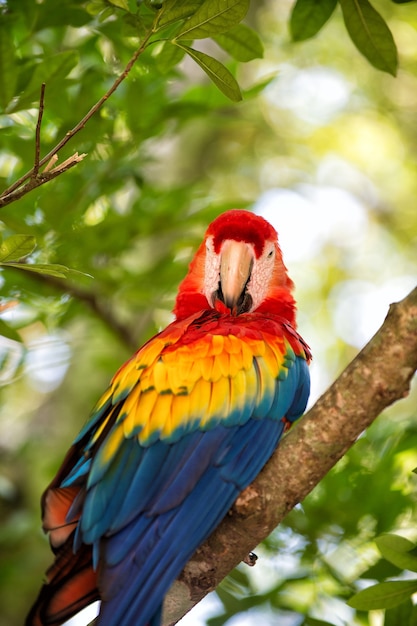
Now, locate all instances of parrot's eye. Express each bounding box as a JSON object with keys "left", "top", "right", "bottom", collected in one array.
[{"left": 267, "top": 248, "right": 274, "bottom": 259}]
